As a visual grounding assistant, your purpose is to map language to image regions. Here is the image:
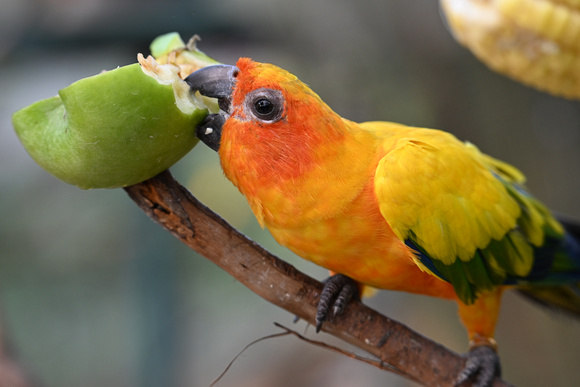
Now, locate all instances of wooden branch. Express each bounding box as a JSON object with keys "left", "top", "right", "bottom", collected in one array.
[{"left": 124, "top": 170, "right": 512, "bottom": 387}]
